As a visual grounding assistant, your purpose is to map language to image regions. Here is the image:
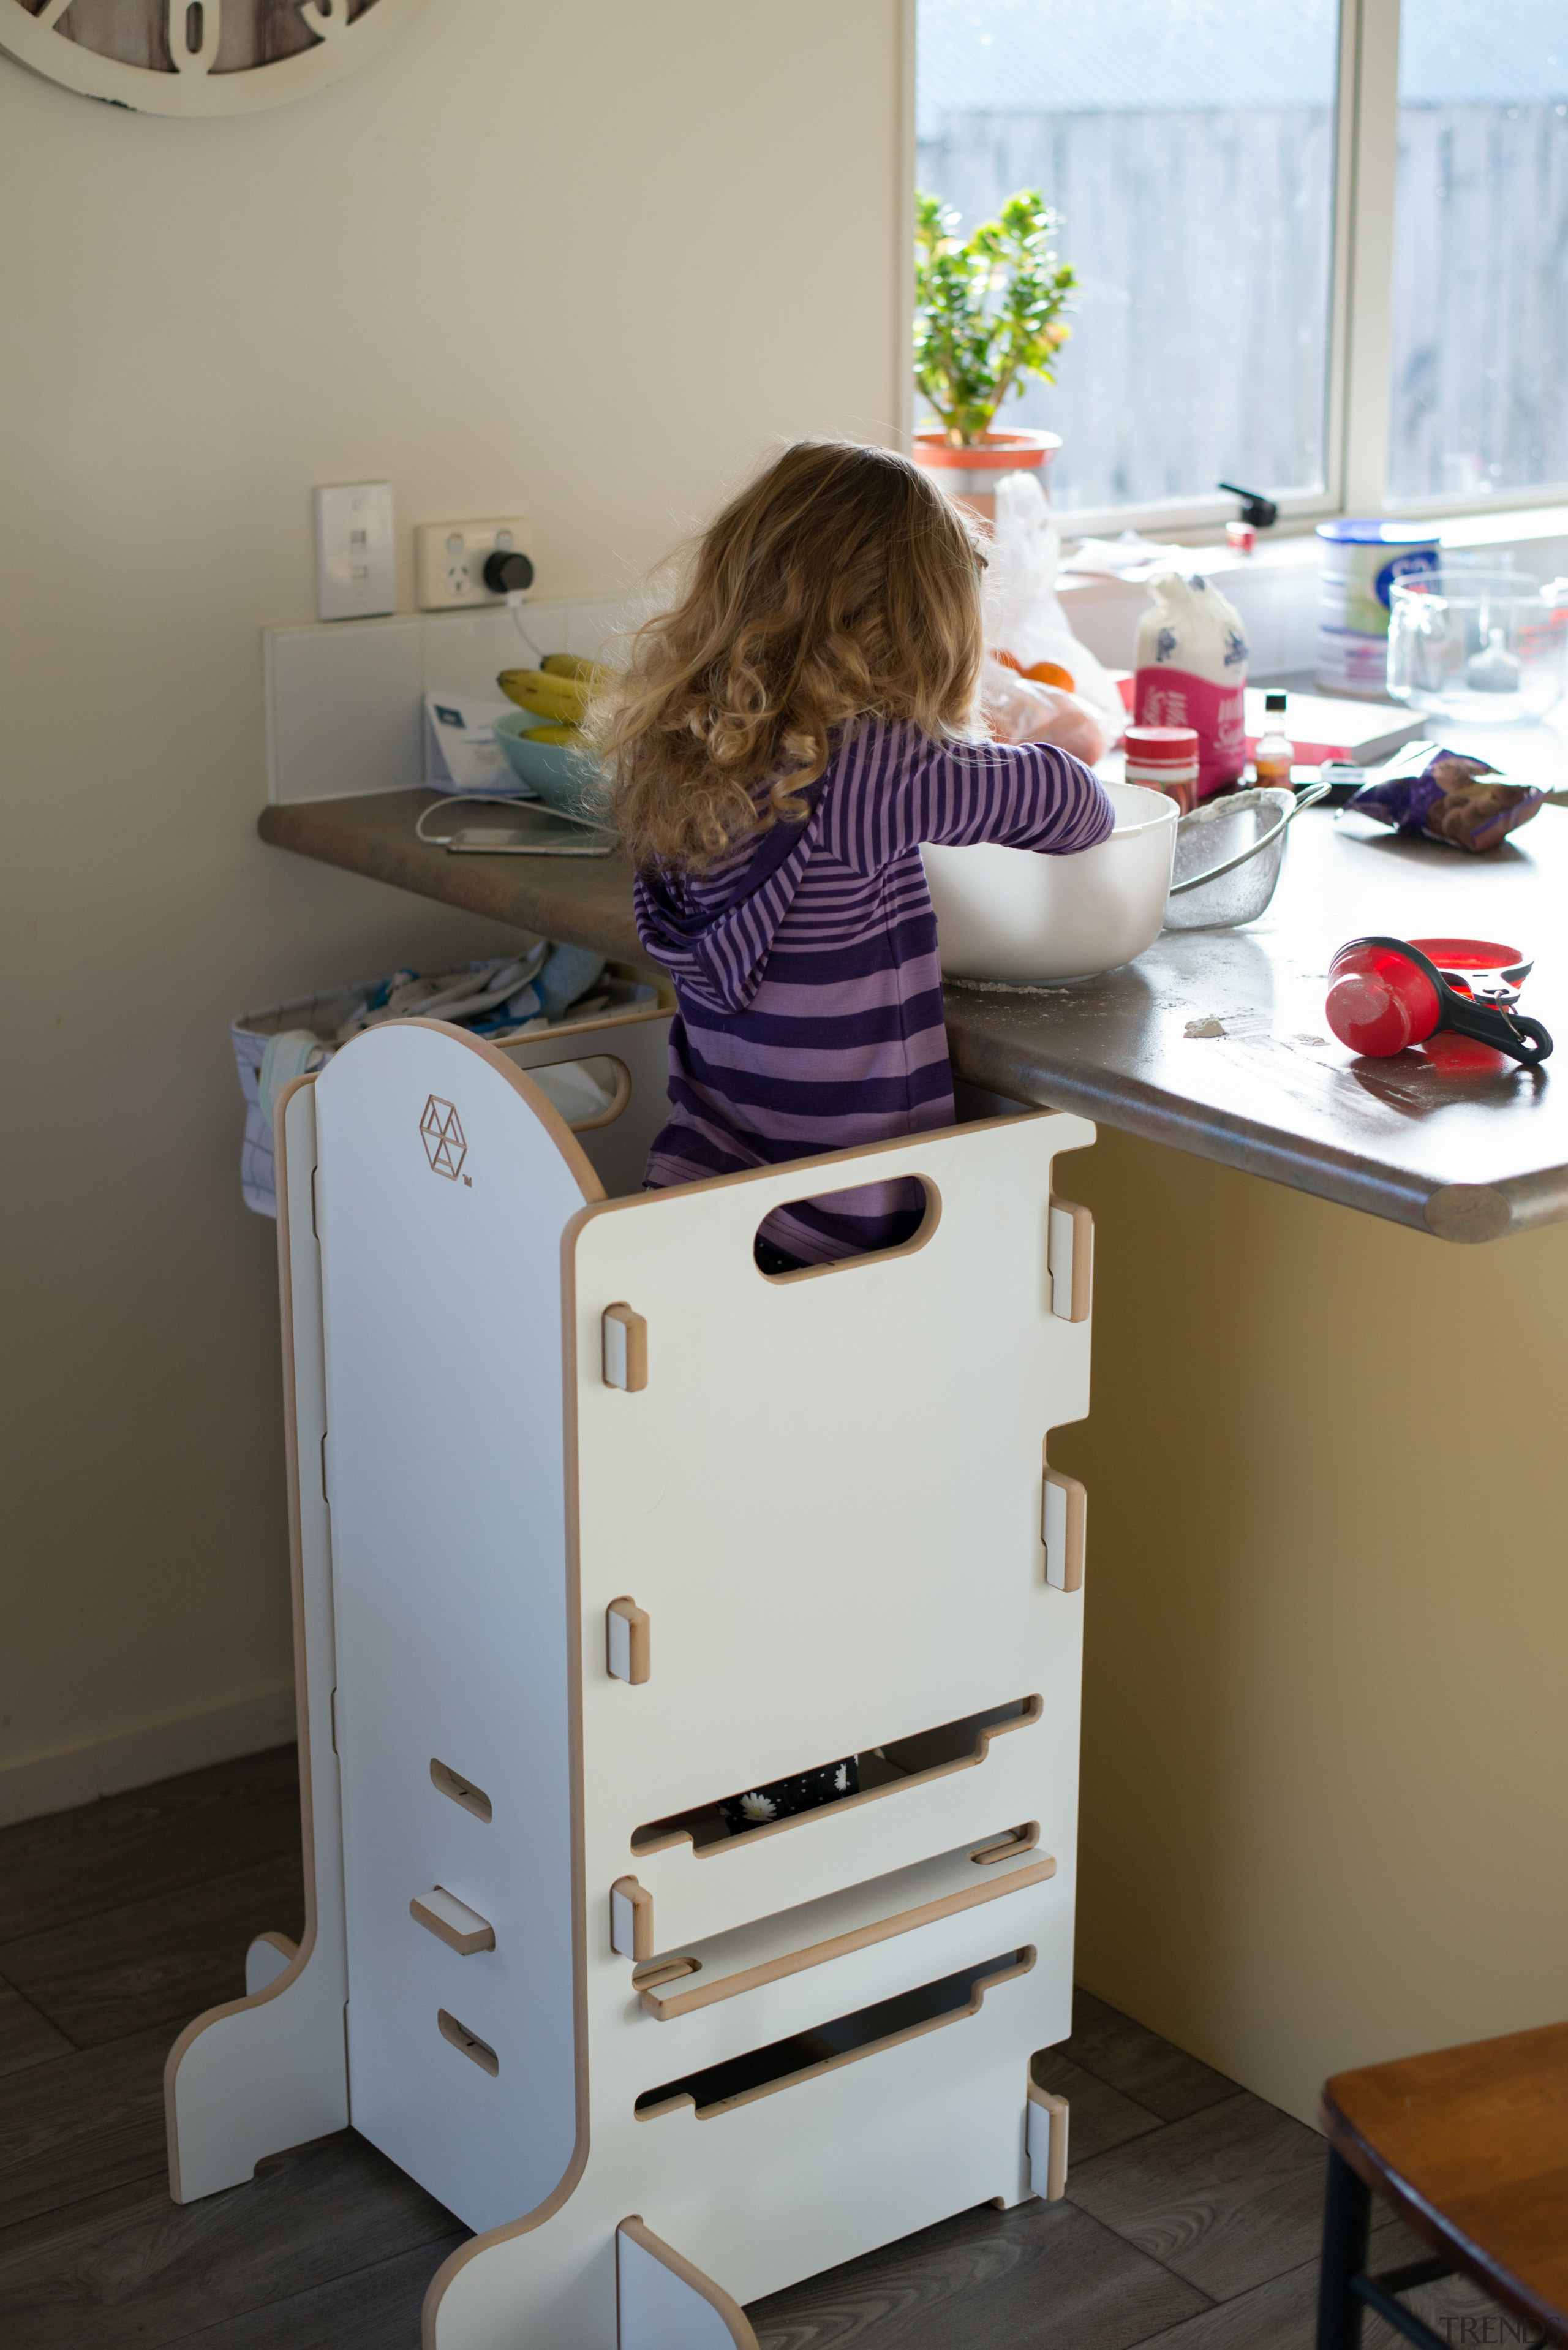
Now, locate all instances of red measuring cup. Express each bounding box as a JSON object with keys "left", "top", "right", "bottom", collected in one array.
[
  {"left": 1325, "top": 937, "right": 1553, "bottom": 1068},
  {"left": 1406, "top": 936, "right": 1532, "bottom": 1007}
]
